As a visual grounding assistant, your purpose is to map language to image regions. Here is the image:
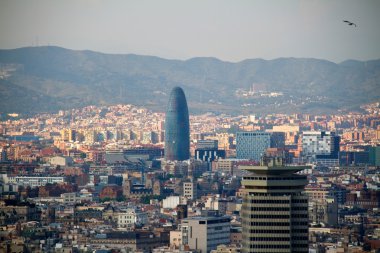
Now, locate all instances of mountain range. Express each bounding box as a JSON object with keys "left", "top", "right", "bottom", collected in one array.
[{"left": 0, "top": 46, "right": 379, "bottom": 115}]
